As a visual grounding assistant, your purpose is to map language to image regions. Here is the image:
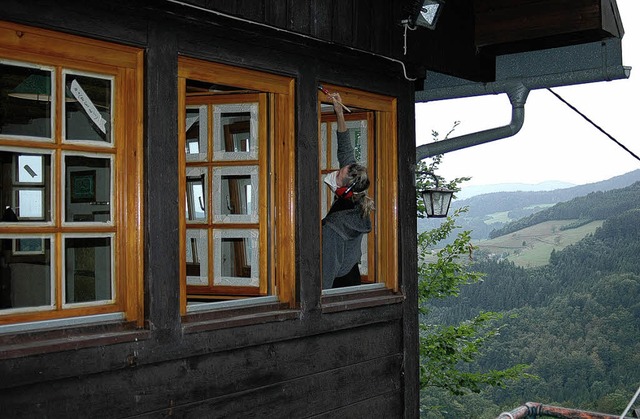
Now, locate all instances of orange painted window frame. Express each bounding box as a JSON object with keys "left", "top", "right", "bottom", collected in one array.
[
  {"left": 0, "top": 21, "right": 144, "bottom": 326},
  {"left": 318, "top": 84, "right": 399, "bottom": 292},
  {"left": 177, "top": 57, "right": 296, "bottom": 314}
]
